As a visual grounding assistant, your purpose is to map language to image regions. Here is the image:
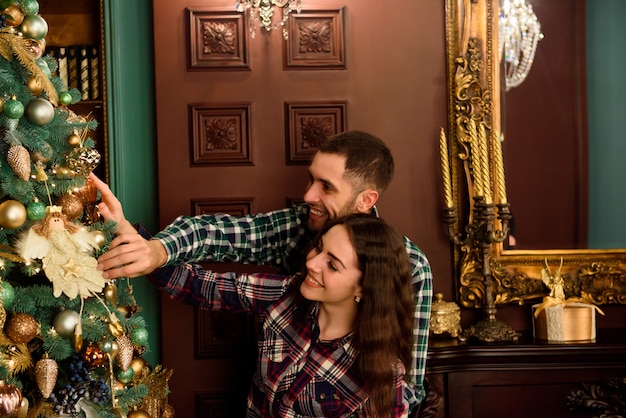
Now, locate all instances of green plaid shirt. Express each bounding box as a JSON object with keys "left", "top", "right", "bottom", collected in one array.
[{"left": 153, "top": 203, "right": 432, "bottom": 403}]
